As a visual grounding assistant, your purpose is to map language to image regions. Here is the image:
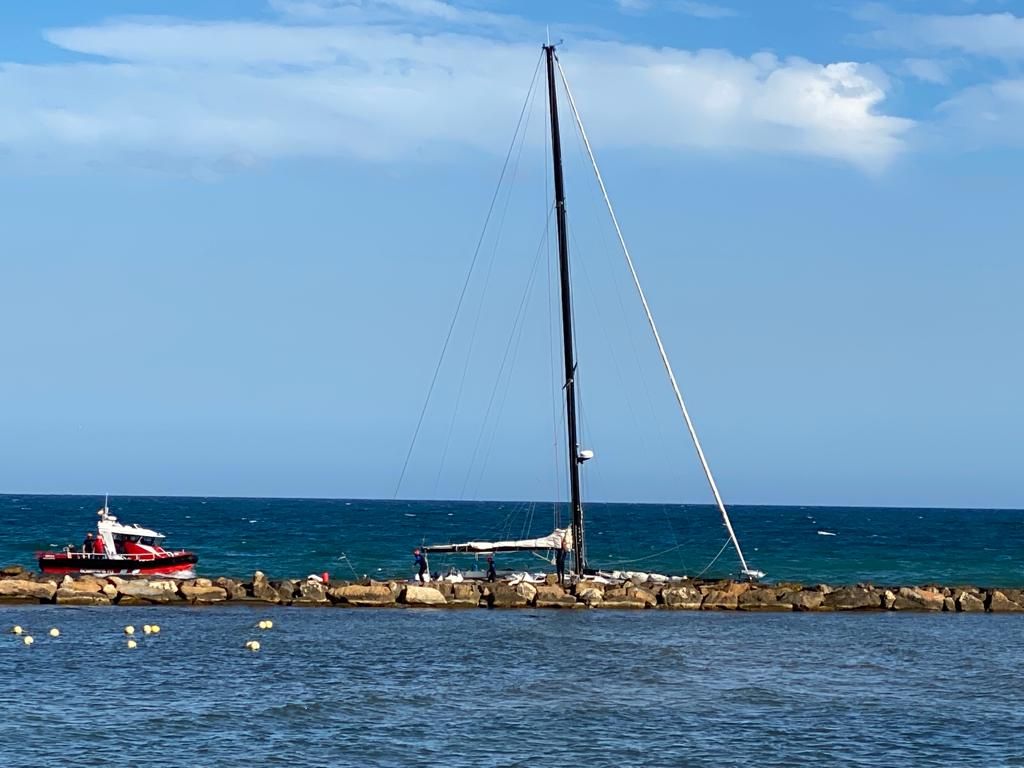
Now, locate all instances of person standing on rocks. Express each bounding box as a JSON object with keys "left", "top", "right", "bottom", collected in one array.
[
  {"left": 413, "top": 548, "right": 428, "bottom": 584},
  {"left": 555, "top": 546, "right": 567, "bottom": 585},
  {"left": 486, "top": 555, "right": 496, "bottom": 582}
]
